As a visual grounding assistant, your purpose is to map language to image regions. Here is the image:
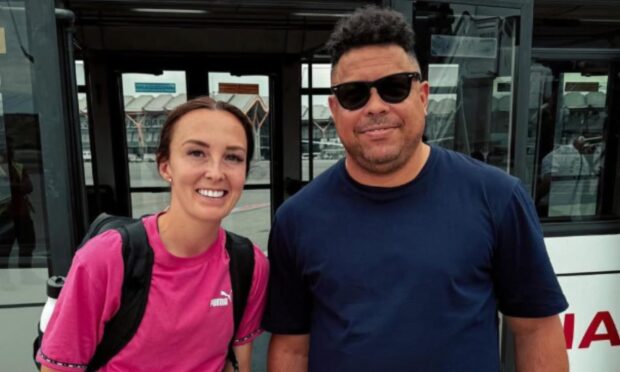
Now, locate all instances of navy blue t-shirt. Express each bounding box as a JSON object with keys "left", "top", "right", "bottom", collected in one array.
[{"left": 262, "top": 146, "right": 567, "bottom": 371}]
